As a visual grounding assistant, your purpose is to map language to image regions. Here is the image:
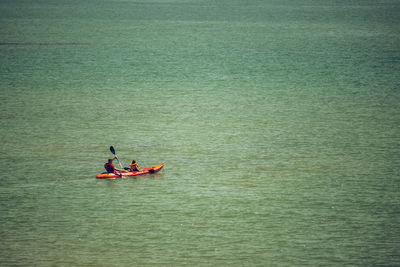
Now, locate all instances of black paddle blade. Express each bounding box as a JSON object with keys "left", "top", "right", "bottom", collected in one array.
[{"left": 110, "top": 146, "right": 116, "bottom": 155}]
